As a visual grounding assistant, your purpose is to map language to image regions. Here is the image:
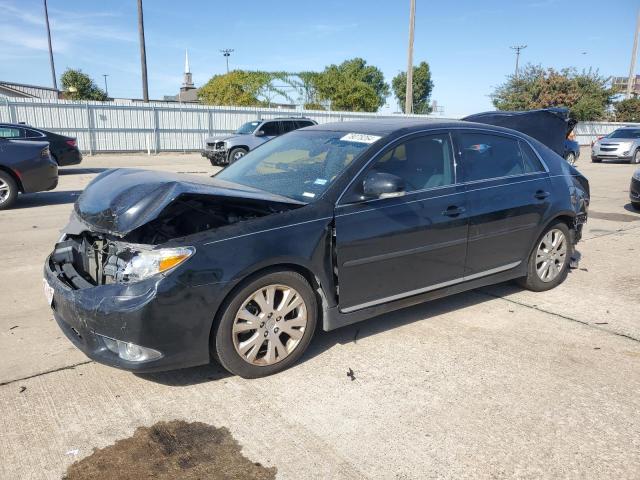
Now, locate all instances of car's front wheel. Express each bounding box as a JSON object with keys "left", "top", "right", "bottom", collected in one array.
[
  {"left": 0, "top": 171, "right": 18, "bottom": 210},
  {"left": 228, "top": 147, "right": 248, "bottom": 165},
  {"left": 632, "top": 149, "right": 640, "bottom": 165},
  {"left": 214, "top": 270, "right": 317, "bottom": 378},
  {"left": 518, "top": 222, "right": 572, "bottom": 292}
]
